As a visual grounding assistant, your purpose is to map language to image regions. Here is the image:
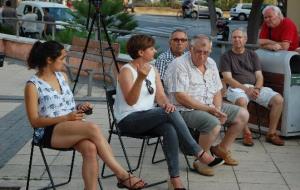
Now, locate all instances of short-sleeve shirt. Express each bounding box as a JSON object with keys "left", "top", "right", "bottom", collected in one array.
[
  {"left": 220, "top": 49, "right": 261, "bottom": 85},
  {"left": 164, "top": 53, "right": 222, "bottom": 111},
  {"left": 27, "top": 72, "right": 76, "bottom": 143},
  {"left": 259, "top": 18, "right": 299, "bottom": 51}
]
